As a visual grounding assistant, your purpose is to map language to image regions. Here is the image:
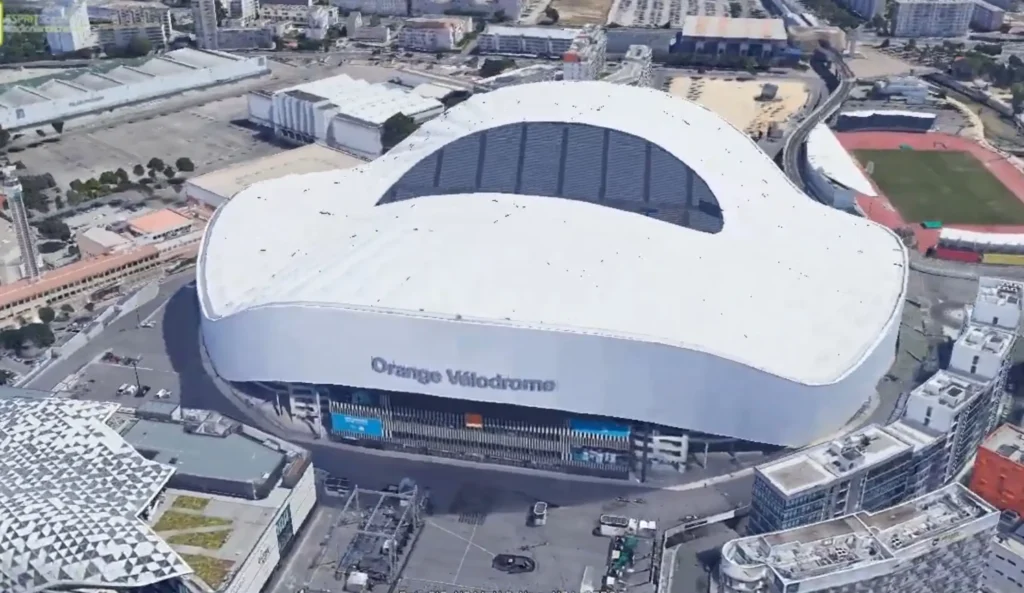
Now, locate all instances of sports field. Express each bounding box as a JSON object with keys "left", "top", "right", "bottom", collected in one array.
[{"left": 854, "top": 149, "right": 1024, "bottom": 225}]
